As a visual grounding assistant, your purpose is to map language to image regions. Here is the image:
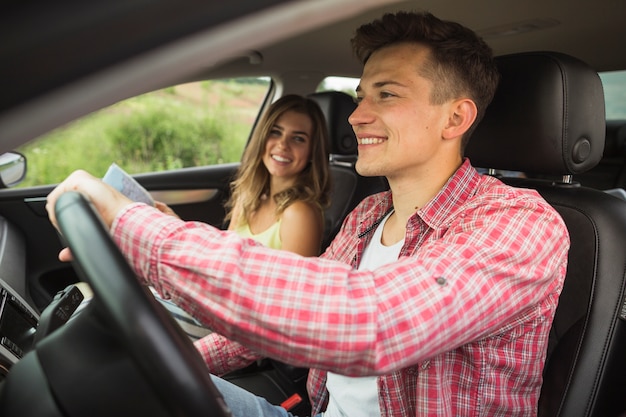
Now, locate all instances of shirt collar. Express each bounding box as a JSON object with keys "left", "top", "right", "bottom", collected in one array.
[
  {"left": 416, "top": 158, "right": 480, "bottom": 230},
  {"left": 356, "top": 159, "right": 481, "bottom": 237}
]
